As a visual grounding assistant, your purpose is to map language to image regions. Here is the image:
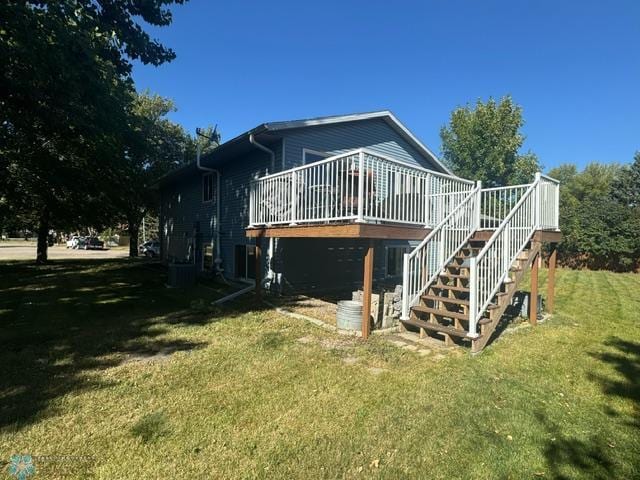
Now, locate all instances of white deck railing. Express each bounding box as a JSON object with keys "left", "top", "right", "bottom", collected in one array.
[
  {"left": 401, "top": 184, "right": 481, "bottom": 320},
  {"left": 479, "top": 184, "right": 530, "bottom": 229},
  {"left": 468, "top": 173, "right": 560, "bottom": 337},
  {"left": 249, "top": 148, "right": 475, "bottom": 228}
]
